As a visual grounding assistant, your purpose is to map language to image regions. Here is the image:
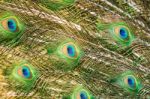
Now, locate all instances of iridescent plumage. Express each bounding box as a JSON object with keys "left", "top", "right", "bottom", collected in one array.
[
  {"left": 109, "top": 71, "right": 142, "bottom": 94},
  {"left": 36, "top": 0, "right": 75, "bottom": 11},
  {"left": 0, "top": 12, "right": 24, "bottom": 42},
  {"left": 63, "top": 85, "right": 94, "bottom": 99},
  {"left": 46, "top": 39, "right": 83, "bottom": 71},
  {"left": 97, "top": 22, "right": 134, "bottom": 47},
  {"left": 5, "top": 61, "right": 39, "bottom": 92},
  {"left": 0, "top": 0, "right": 149, "bottom": 99}
]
